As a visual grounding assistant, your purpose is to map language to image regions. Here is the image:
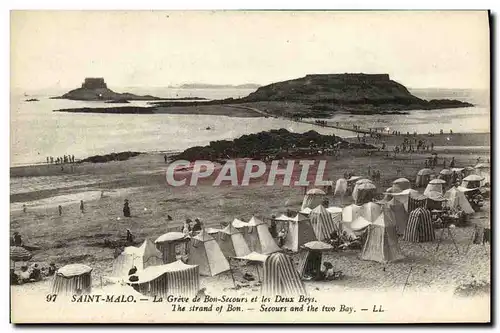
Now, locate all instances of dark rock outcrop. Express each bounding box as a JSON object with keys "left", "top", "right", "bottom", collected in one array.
[
  {"left": 173, "top": 129, "right": 374, "bottom": 161},
  {"left": 53, "top": 78, "right": 161, "bottom": 101},
  {"left": 79, "top": 151, "right": 142, "bottom": 164}
]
